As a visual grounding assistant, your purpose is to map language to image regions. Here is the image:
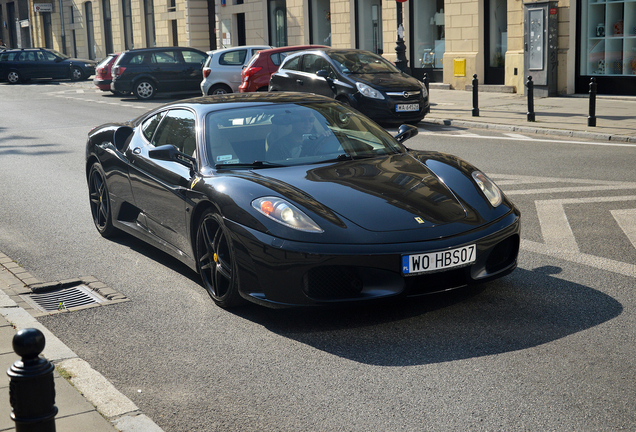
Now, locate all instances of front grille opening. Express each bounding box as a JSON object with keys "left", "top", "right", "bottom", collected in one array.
[
  {"left": 302, "top": 266, "right": 403, "bottom": 301},
  {"left": 485, "top": 235, "right": 520, "bottom": 274},
  {"left": 303, "top": 266, "right": 363, "bottom": 300},
  {"left": 22, "top": 285, "right": 107, "bottom": 313}
]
